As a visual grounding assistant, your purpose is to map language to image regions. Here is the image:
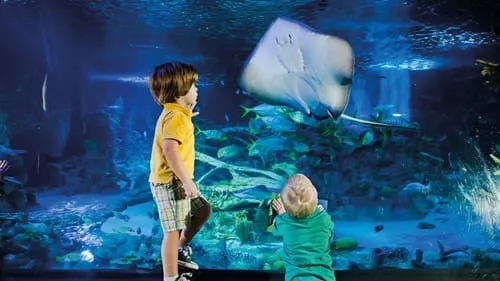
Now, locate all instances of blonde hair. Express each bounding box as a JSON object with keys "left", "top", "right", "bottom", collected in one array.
[
  {"left": 281, "top": 173, "right": 318, "bottom": 218},
  {"left": 148, "top": 61, "right": 198, "bottom": 106}
]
